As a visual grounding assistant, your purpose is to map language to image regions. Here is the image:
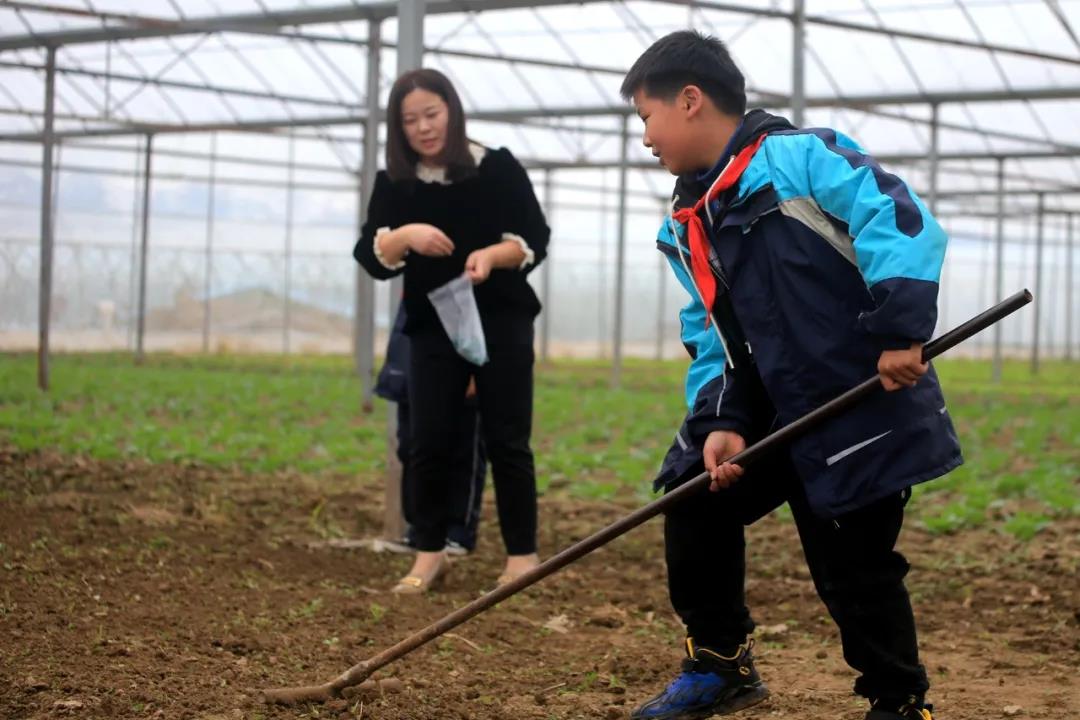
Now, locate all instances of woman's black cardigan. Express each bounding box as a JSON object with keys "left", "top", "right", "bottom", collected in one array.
[{"left": 353, "top": 147, "right": 550, "bottom": 336}]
